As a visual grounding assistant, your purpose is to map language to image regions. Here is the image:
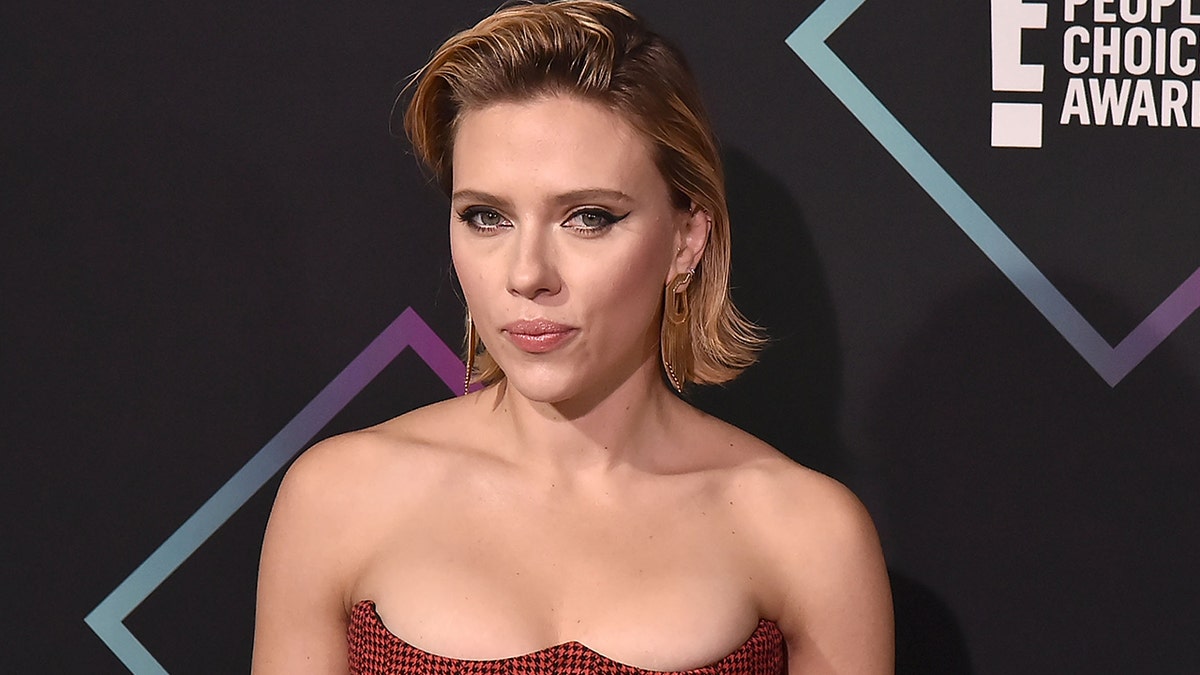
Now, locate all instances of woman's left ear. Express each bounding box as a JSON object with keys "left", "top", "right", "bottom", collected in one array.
[{"left": 673, "top": 204, "right": 711, "bottom": 276}]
